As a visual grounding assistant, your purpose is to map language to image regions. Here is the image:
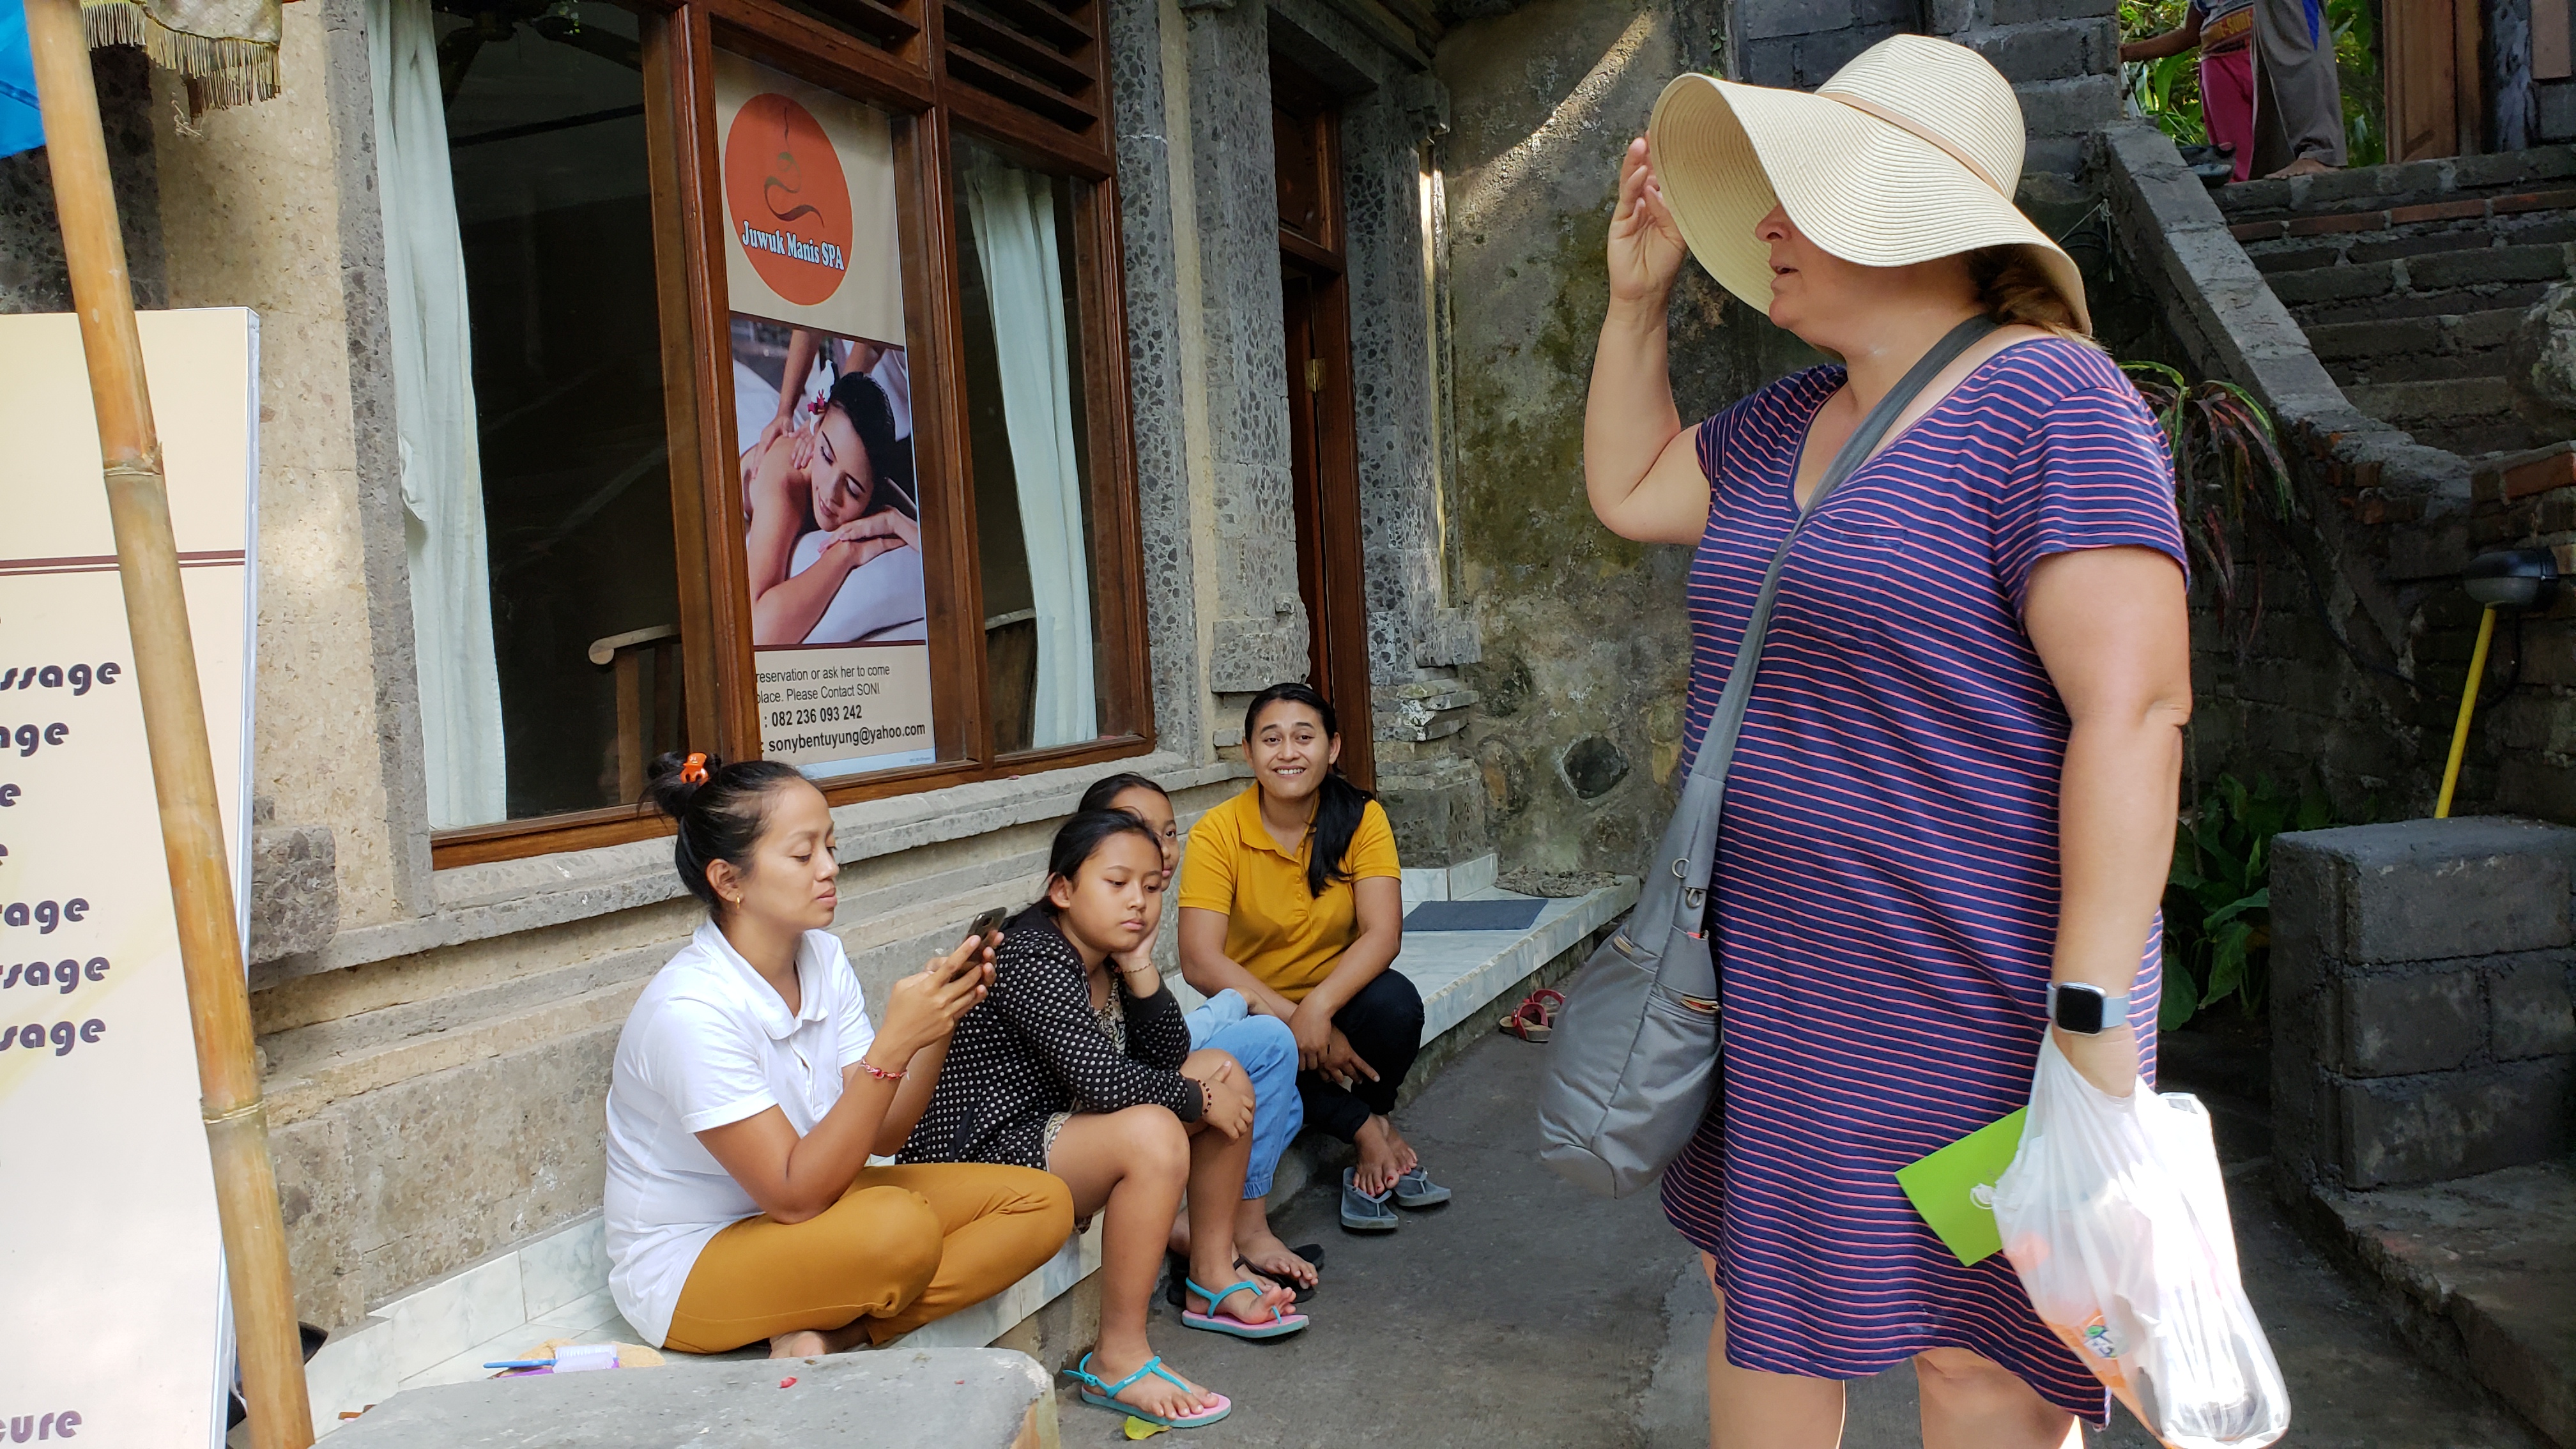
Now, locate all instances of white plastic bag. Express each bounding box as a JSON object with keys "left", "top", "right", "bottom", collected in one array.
[{"left": 1988, "top": 1036, "right": 2290, "bottom": 1449}]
